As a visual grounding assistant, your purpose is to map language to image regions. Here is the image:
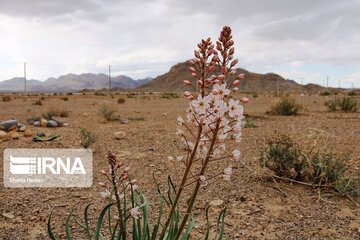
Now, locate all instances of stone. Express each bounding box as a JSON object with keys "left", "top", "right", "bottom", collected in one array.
[
  {"left": 36, "top": 132, "right": 46, "bottom": 137},
  {"left": 83, "top": 113, "right": 89, "bottom": 117},
  {"left": 47, "top": 120, "right": 58, "bottom": 128},
  {"left": 1, "top": 212, "right": 14, "bottom": 219},
  {"left": 40, "top": 118, "right": 48, "bottom": 127},
  {"left": 34, "top": 121, "right": 40, "bottom": 127},
  {"left": 162, "top": 113, "right": 167, "bottom": 116},
  {"left": 23, "top": 129, "right": 35, "bottom": 137},
  {"left": 0, "top": 130, "right": 6, "bottom": 138},
  {"left": 209, "top": 199, "right": 224, "bottom": 207},
  {"left": 63, "top": 123, "right": 69, "bottom": 127},
  {"left": 18, "top": 123, "right": 26, "bottom": 132},
  {"left": 119, "top": 118, "right": 129, "bottom": 124},
  {"left": 27, "top": 117, "right": 35, "bottom": 125},
  {"left": 114, "top": 131, "right": 126, "bottom": 140},
  {"left": 0, "top": 119, "right": 18, "bottom": 132},
  {"left": 51, "top": 117, "right": 66, "bottom": 126}
]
